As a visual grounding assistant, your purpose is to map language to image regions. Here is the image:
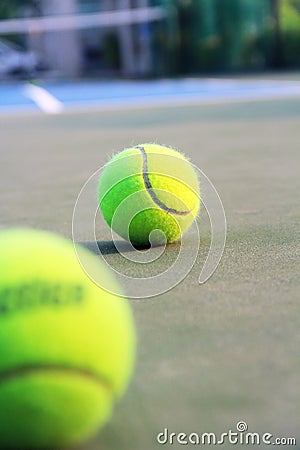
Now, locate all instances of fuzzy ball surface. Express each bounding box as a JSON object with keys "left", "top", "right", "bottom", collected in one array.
[
  {"left": 0, "top": 228, "right": 136, "bottom": 449},
  {"left": 98, "top": 144, "right": 200, "bottom": 247}
]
